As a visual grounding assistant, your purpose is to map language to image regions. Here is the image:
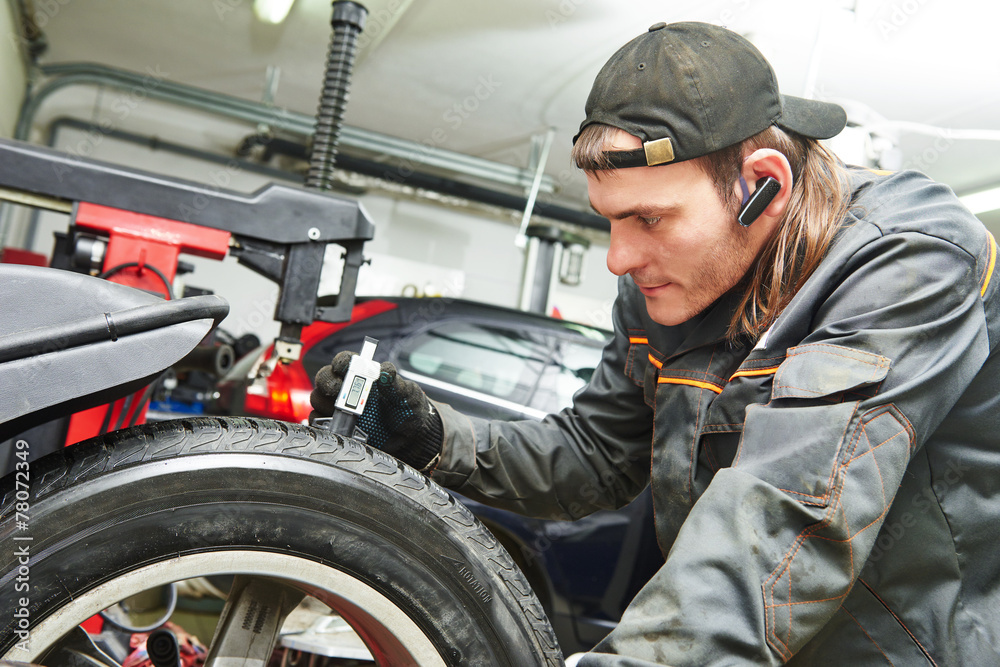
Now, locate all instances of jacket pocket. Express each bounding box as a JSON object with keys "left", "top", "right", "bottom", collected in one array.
[
  {"left": 642, "top": 351, "right": 659, "bottom": 408},
  {"left": 772, "top": 343, "right": 890, "bottom": 401},
  {"left": 624, "top": 334, "right": 647, "bottom": 385},
  {"left": 736, "top": 343, "right": 892, "bottom": 508},
  {"left": 623, "top": 333, "right": 656, "bottom": 407}
]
